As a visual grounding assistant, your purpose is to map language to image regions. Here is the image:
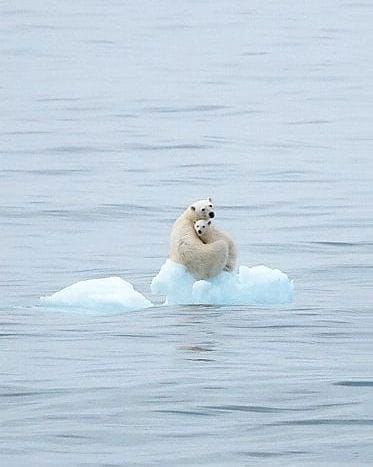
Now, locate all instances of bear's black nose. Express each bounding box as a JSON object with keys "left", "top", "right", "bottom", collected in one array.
[
  {"left": 198, "top": 230, "right": 202, "bottom": 234},
  {"left": 209, "top": 212, "right": 215, "bottom": 218}
]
